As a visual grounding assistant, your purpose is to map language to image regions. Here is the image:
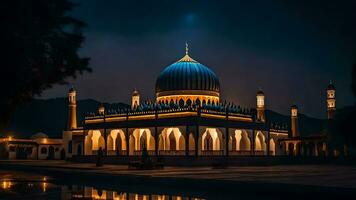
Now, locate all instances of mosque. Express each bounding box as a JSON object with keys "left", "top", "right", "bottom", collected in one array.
[{"left": 62, "top": 45, "right": 337, "bottom": 160}]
